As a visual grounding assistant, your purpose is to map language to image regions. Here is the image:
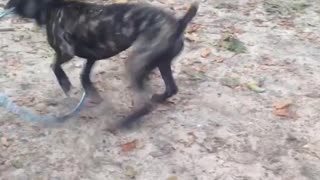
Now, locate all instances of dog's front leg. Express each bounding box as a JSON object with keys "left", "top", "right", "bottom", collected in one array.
[
  {"left": 51, "top": 53, "right": 73, "bottom": 96},
  {"left": 151, "top": 62, "right": 178, "bottom": 103},
  {"left": 81, "top": 60, "right": 103, "bottom": 106}
]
